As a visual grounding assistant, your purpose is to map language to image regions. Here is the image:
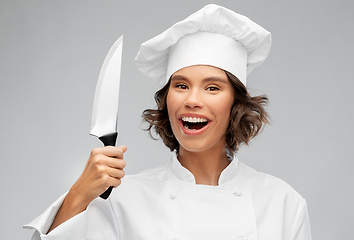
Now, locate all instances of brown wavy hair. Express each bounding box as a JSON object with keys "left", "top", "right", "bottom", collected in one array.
[{"left": 142, "top": 71, "right": 269, "bottom": 153}]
